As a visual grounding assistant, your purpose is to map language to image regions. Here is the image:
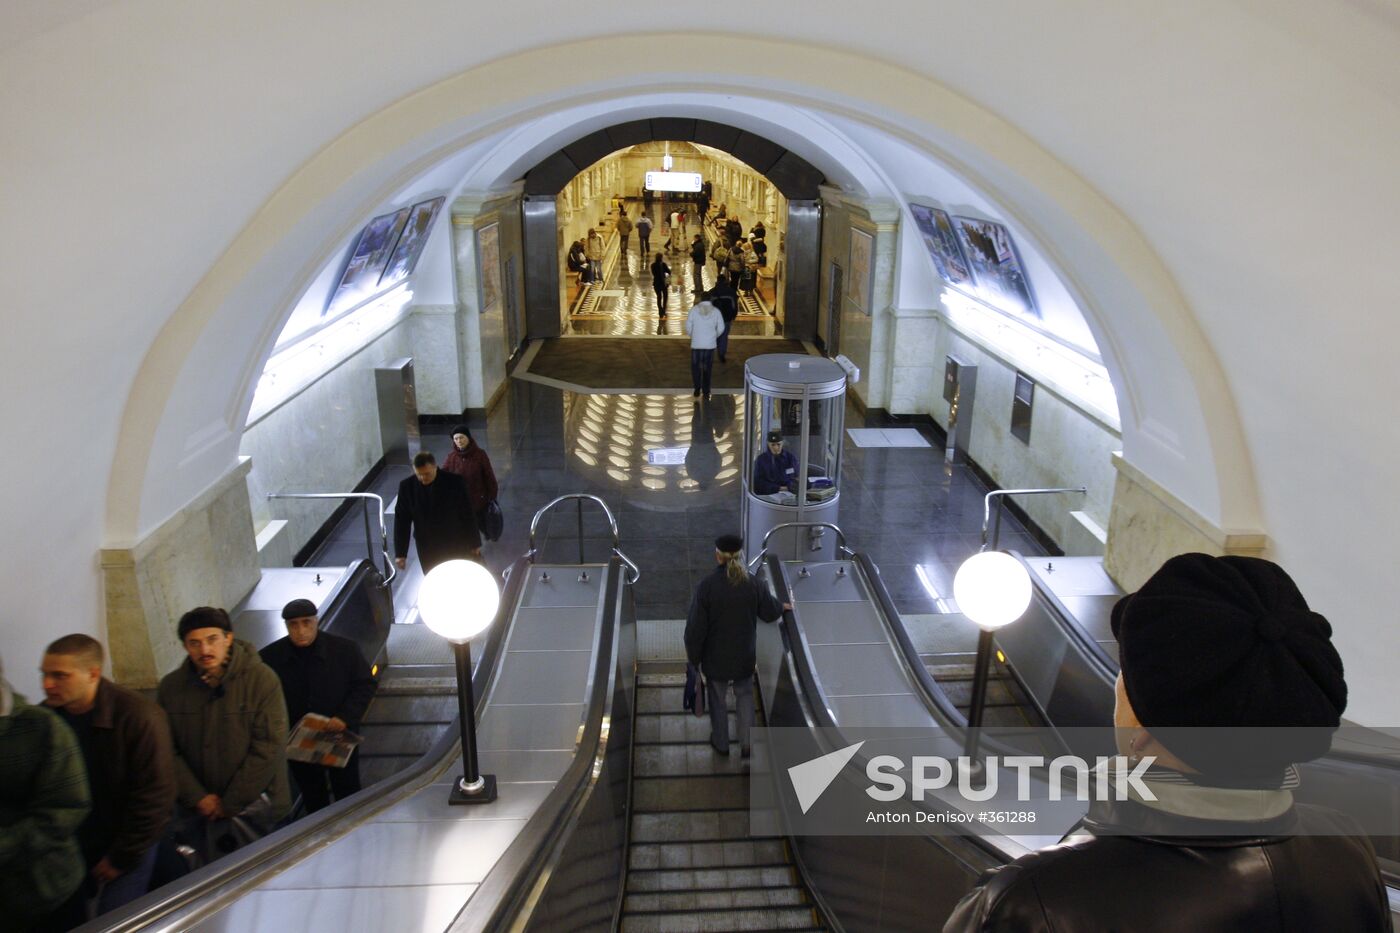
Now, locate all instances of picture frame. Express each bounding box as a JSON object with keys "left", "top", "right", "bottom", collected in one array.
[
  {"left": 953, "top": 214, "right": 1038, "bottom": 318},
  {"left": 326, "top": 207, "right": 411, "bottom": 316},
  {"left": 378, "top": 197, "right": 444, "bottom": 288},
  {"left": 848, "top": 227, "right": 874, "bottom": 316},
  {"left": 908, "top": 203, "right": 973, "bottom": 287}
]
